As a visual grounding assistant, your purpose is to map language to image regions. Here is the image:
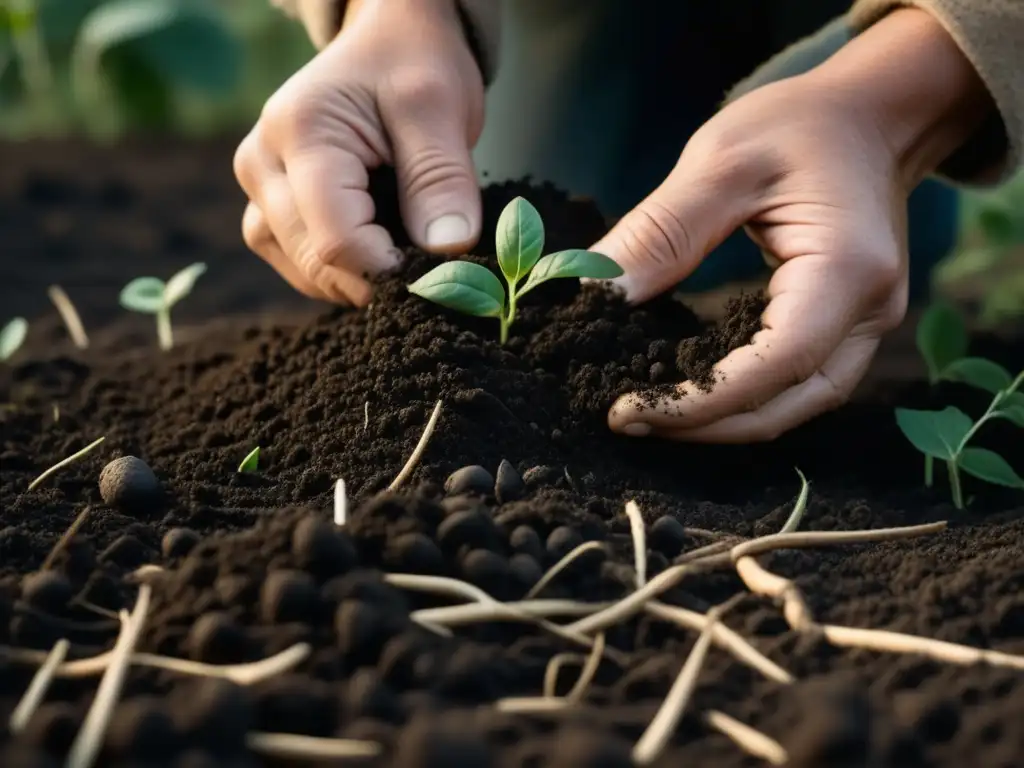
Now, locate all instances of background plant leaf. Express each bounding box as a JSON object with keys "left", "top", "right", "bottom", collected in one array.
[
  {"left": 941, "top": 357, "right": 1012, "bottom": 394},
  {"left": 0, "top": 317, "right": 28, "bottom": 361},
  {"left": 916, "top": 302, "right": 967, "bottom": 382},
  {"left": 994, "top": 393, "right": 1024, "bottom": 428},
  {"left": 495, "top": 197, "right": 544, "bottom": 284},
  {"left": 519, "top": 249, "right": 624, "bottom": 296},
  {"left": 958, "top": 447, "right": 1024, "bottom": 489},
  {"left": 408, "top": 261, "right": 505, "bottom": 318},
  {"left": 119, "top": 277, "right": 165, "bottom": 314},
  {"left": 976, "top": 204, "right": 1018, "bottom": 247},
  {"left": 164, "top": 261, "right": 207, "bottom": 305},
  {"left": 894, "top": 406, "right": 972, "bottom": 461}
]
